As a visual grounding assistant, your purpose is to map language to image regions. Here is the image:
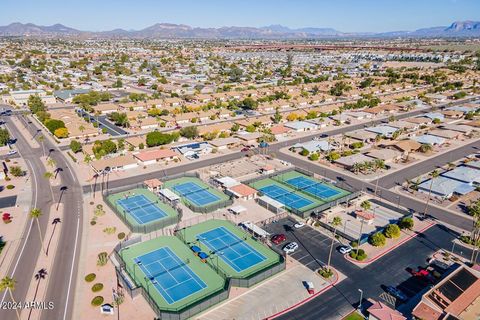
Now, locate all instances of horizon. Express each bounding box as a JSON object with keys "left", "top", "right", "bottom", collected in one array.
[{"left": 0, "top": 0, "right": 479, "bottom": 33}]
